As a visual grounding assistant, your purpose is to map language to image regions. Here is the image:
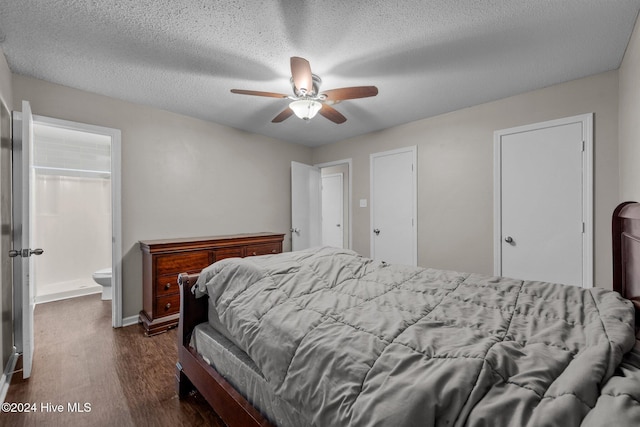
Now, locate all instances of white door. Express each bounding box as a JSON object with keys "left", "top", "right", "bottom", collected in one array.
[
  {"left": 11, "top": 100, "right": 43, "bottom": 379},
  {"left": 494, "top": 114, "right": 592, "bottom": 287},
  {"left": 291, "top": 161, "right": 321, "bottom": 251},
  {"left": 321, "top": 173, "right": 344, "bottom": 248},
  {"left": 370, "top": 146, "right": 417, "bottom": 266}
]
